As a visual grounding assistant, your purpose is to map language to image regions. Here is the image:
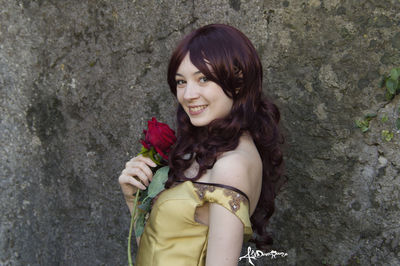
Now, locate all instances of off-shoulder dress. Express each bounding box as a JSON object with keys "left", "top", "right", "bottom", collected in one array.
[{"left": 135, "top": 179, "right": 253, "bottom": 266}]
